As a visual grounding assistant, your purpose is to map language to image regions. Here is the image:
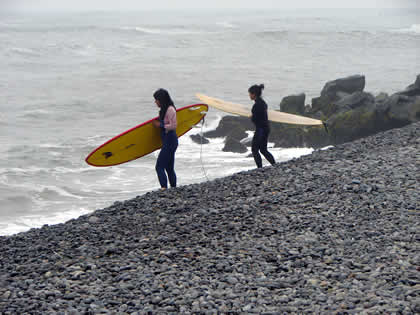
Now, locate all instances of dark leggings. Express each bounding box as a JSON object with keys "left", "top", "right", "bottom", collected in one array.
[
  {"left": 156, "top": 131, "right": 178, "bottom": 188},
  {"left": 252, "top": 127, "right": 275, "bottom": 168}
]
